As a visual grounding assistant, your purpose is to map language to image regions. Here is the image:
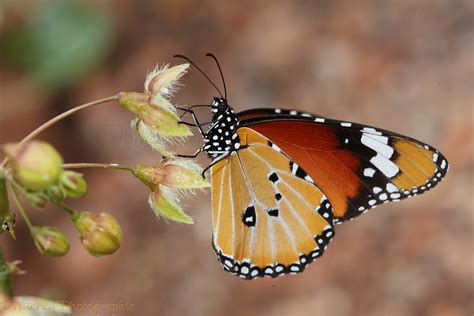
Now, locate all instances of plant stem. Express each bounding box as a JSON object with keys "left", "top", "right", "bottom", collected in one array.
[
  {"left": 0, "top": 95, "right": 119, "bottom": 169},
  {"left": 0, "top": 247, "right": 13, "bottom": 297},
  {"left": 53, "top": 202, "right": 75, "bottom": 217},
  {"left": 0, "top": 175, "right": 9, "bottom": 222},
  {"left": 9, "top": 183, "right": 33, "bottom": 231},
  {"left": 20, "top": 95, "right": 119, "bottom": 146},
  {"left": 63, "top": 163, "right": 134, "bottom": 172}
]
